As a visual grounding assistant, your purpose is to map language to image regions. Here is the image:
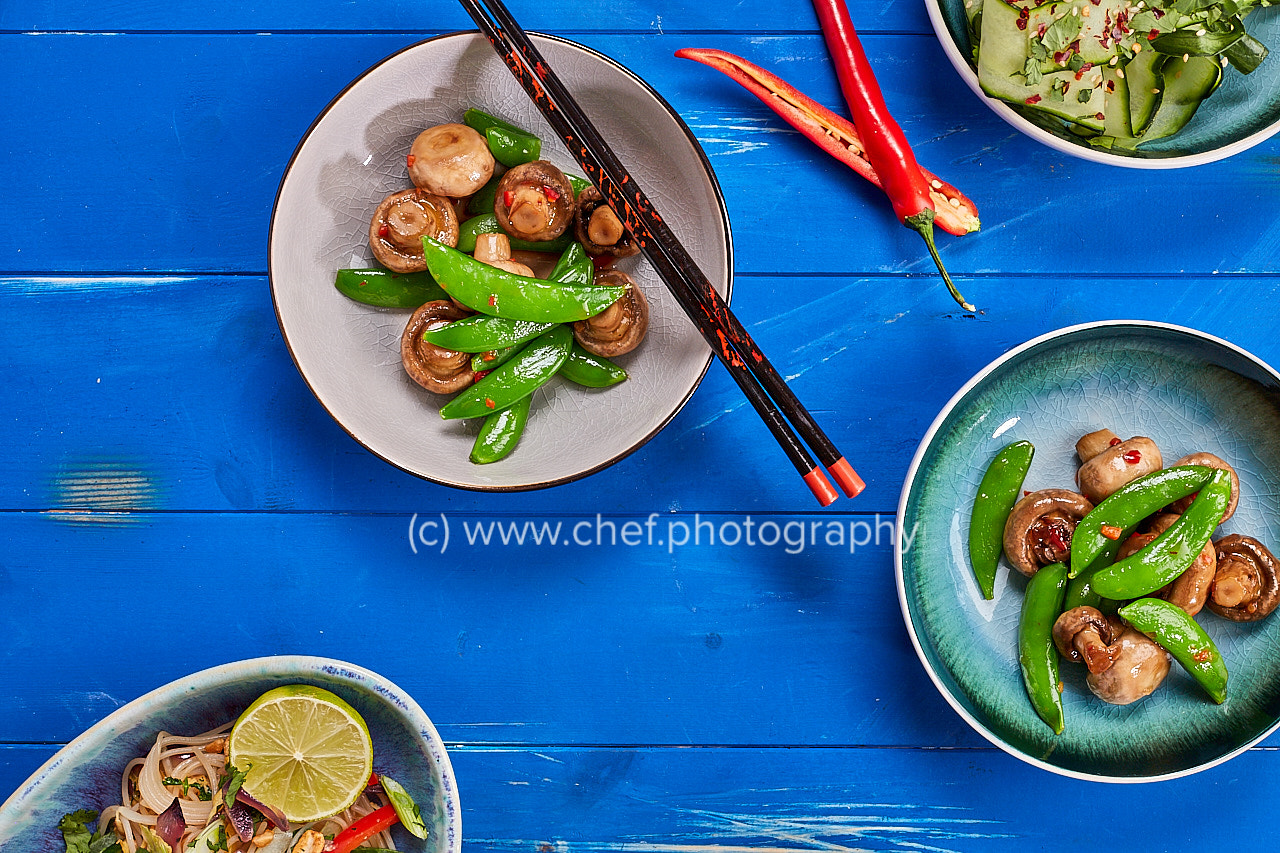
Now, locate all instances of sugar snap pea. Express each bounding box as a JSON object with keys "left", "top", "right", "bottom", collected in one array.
[
  {"left": 968, "top": 440, "right": 1034, "bottom": 600},
  {"left": 334, "top": 268, "right": 448, "bottom": 308},
  {"left": 440, "top": 325, "right": 572, "bottom": 420},
  {"left": 547, "top": 241, "right": 593, "bottom": 288},
  {"left": 456, "top": 214, "right": 574, "bottom": 255},
  {"left": 472, "top": 346, "right": 520, "bottom": 374},
  {"left": 1119, "top": 597, "right": 1227, "bottom": 703},
  {"left": 423, "top": 317, "right": 555, "bottom": 353},
  {"left": 1020, "top": 561, "right": 1068, "bottom": 735},
  {"left": 559, "top": 343, "right": 628, "bottom": 388},
  {"left": 1090, "top": 469, "right": 1232, "bottom": 600},
  {"left": 423, "top": 236, "right": 625, "bottom": 323},
  {"left": 1069, "top": 465, "right": 1215, "bottom": 577},
  {"left": 465, "top": 106, "right": 542, "bottom": 165},
  {"left": 470, "top": 395, "right": 533, "bottom": 464}
]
